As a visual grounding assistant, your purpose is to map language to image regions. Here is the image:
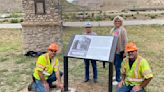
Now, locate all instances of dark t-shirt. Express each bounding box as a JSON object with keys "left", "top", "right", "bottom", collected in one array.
[{"left": 129, "top": 59, "right": 135, "bottom": 69}]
